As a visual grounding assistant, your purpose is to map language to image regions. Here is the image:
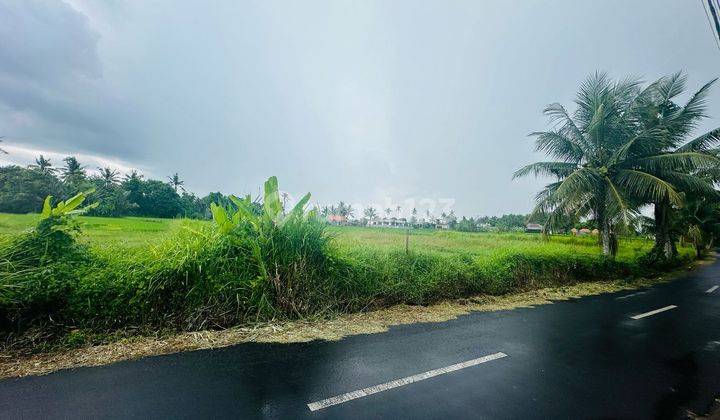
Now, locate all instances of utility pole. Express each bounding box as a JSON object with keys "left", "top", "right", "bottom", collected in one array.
[{"left": 405, "top": 228, "right": 410, "bottom": 254}]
